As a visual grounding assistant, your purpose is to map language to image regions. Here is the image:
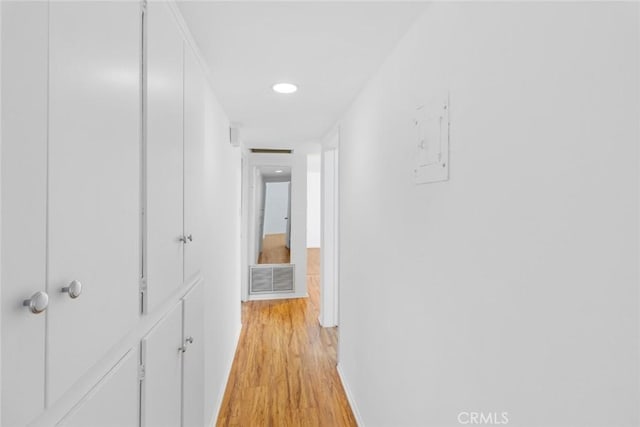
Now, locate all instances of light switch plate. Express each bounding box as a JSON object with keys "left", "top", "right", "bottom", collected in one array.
[{"left": 413, "top": 95, "right": 449, "bottom": 184}]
